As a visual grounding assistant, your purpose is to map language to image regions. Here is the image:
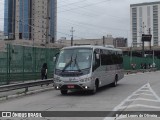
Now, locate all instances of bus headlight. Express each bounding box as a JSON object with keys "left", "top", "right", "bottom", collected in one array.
[{"left": 80, "top": 77, "right": 92, "bottom": 83}]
